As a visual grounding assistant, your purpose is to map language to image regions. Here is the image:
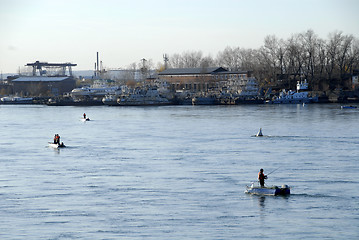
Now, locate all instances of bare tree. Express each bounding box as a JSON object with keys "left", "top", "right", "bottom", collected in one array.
[
  {"left": 217, "top": 46, "right": 242, "bottom": 71},
  {"left": 316, "top": 38, "right": 327, "bottom": 88},
  {"left": 285, "top": 34, "right": 305, "bottom": 86},
  {"left": 163, "top": 29, "right": 359, "bottom": 91},
  {"left": 239, "top": 48, "right": 258, "bottom": 71},
  {"left": 346, "top": 38, "right": 359, "bottom": 74},
  {"left": 181, "top": 51, "right": 203, "bottom": 68},
  {"left": 337, "top": 34, "right": 354, "bottom": 87},
  {"left": 199, "top": 55, "right": 216, "bottom": 69},
  {"left": 326, "top": 31, "right": 343, "bottom": 86},
  {"left": 300, "top": 30, "right": 318, "bottom": 83}
]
